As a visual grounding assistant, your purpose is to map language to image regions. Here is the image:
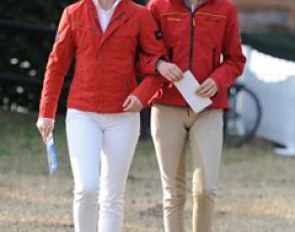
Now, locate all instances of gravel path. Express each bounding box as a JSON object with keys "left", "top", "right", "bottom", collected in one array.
[{"left": 1, "top": 140, "right": 295, "bottom": 232}]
